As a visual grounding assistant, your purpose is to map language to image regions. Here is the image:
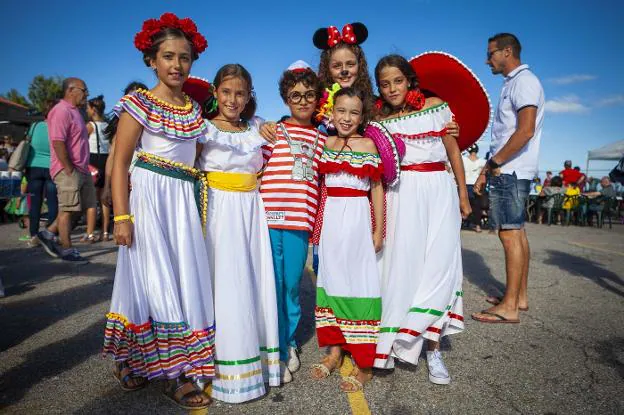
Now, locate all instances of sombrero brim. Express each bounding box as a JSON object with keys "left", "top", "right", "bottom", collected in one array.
[
  {"left": 182, "top": 76, "right": 213, "bottom": 106},
  {"left": 364, "top": 121, "right": 405, "bottom": 187},
  {"left": 409, "top": 52, "right": 491, "bottom": 151}
]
